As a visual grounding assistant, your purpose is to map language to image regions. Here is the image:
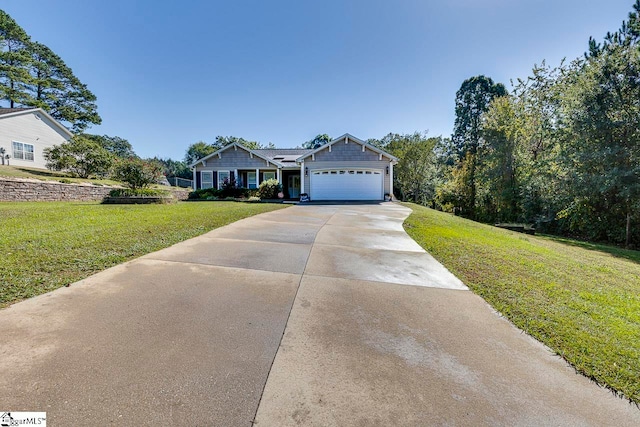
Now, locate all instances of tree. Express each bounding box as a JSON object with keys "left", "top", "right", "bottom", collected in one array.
[
  {"left": 0, "top": 10, "right": 32, "bottom": 107},
  {"left": 559, "top": 4, "right": 640, "bottom": 246},
  {"left": 0, "top": 11, "right": 101, "bottom": 132},
  {"left": 480, "top": 96, "right": 522, "bottom": 222},
  {"left": 381, "top": 132, "right": 439, "bottom": 203},
  {"left": 302, "top": 134, "right": 331, "bottom": 149},
  {"left": 111, "top": 157, "right": 163, "bottom": 189},
  {"left": 452, "top": 75, "right": 507, "bottom": 218},
  {"left": 44, "top": 135, "right": 113, "bottom": 178},
  {"left": 82, "top": 134, "right": 136, "bottom": 158},
  {"left": 26, "top": 41, "right": 101, "bottom": 132},
  {"left": 184, "top": 141, "right": 216, "bottom": 164},
  {"left": 150, "top": 156, "right": 191, "bottom": 179}
]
